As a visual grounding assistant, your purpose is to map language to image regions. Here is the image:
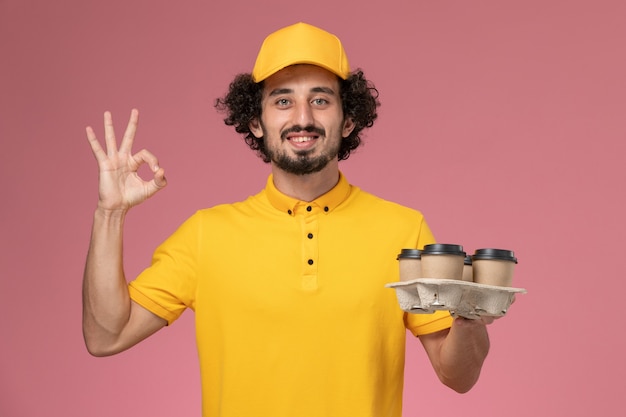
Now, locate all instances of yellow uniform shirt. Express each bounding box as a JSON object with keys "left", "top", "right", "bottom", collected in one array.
[{"left": 129, "top": 173, "right": 452, "bottom": 417}]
